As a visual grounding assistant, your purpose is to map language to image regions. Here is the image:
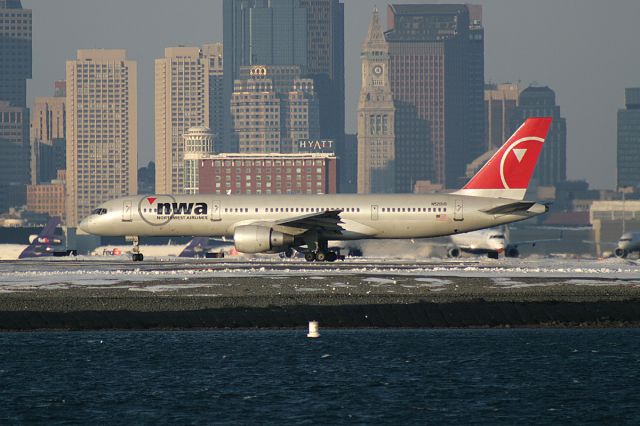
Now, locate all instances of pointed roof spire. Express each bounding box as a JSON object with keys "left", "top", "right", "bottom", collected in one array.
[
  {"left": 366, "top": 7, "right": 384, "bottom": 43},
  {"left": 363, "top": 6, "right": 388, "bottom": 52}
]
